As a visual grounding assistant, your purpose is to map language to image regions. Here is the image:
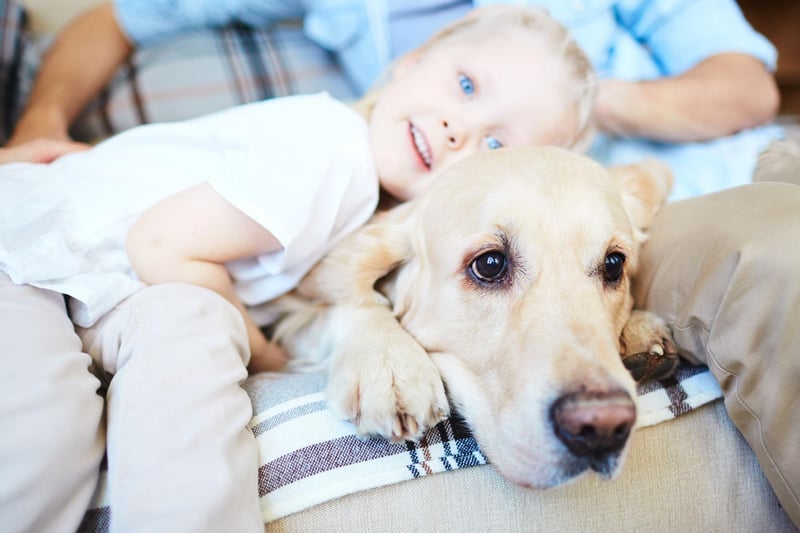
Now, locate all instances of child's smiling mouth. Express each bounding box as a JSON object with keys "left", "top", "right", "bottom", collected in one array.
[{"left": 409, "top": 122, "right": 432, "bottom": 170}]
